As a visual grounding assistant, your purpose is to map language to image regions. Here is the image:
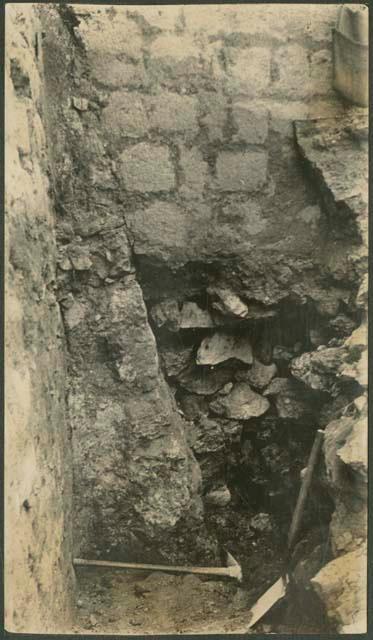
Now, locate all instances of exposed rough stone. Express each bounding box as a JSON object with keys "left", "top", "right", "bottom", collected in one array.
[
  {"left": 205, "top": 486, "right": 231, "bottom": 507},
  {"left": 68, "top": 246, "right": 93, "bottom": 271},
  {"left": 207, "top": 286, "right": 248, "bottom": 318},
  {"left": 178, "top": 364, "right": 234, "bottom": 396},
  {"left": 186, "top": 416, "right": 225, "bottom": 455},
  {"left": 237, "top": 359, "right": 277, "bottom": 390},
  {"left": 5, "top": 5, "right": 75, "bottom": 631},
  {"left": 217, "top": 199, "right": 268, "bottom": 239},
  {"left": 72, "top": 96, "right": 89, "bottom": 112},
  {"left": 338, "top": 413, "right": 368, "bottom": 478},
  {"left": 295, "top": 115, "right": 367, "bottom": 632},
  {"left": 219, "top": 382, "right": 234, "bottom": 396},
  {"left": 231, "top": 104, "right": 269, "bottom": 144},
  {"left": 250, "top": 513, "right": 272, "bottom": 533},
  {"left": 178, "top": 393, "right": 210, "bottom": 420},
  {"left": 150, "top": 299, "right": 181, "bottom": 332},
  {"left": 63, "top": 300, "right": 87, "bottom": 330},
  {"left": 119, "top": 143, "right": 175, "bottom": 192},
  {"left": 298, "top": 204, "right": 321, "bottom": 229},
  {"left": 263, "top": 377, "right": 309, "bottom": 419},
  {"left": 180, "top": 302, "right": 214, "bottom": 329},
  {"left": 291, "top": 347, "right": 347, "bottom": 393},
  {"left": 328, "top": 314, "right": 356, "bottom": 338},
  {"left": 197, "top": 332, "right": 253, "bottom": 366},
  {"left": 87, "top": 227, "right": 134, "bottom": 280},
  {"left": 311, "top": 543, "right": 367, "bottom": 633},
  {"left": 67, "top": 278, "right": 209, "bottom": 562},
  {"left": 215, "top": 150, "right": 268, "bottom": 192},
  {"left": 210, "top": 383, "right": 270, "bottom": 420},
  {"left": 160, "top": 345, "right": 194, "bottom": 378},
  {"left": 272, "top": 345, "right": 294, "bottom": 363},
  {"left": 263, "top": 377, "right": 291, "bottom": 396},
  {"left": 341, "top": 323, "right": 368, "bottom": 388},
  {"left": 323, "top": 412, "right": 367, "bottom": 555}
]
